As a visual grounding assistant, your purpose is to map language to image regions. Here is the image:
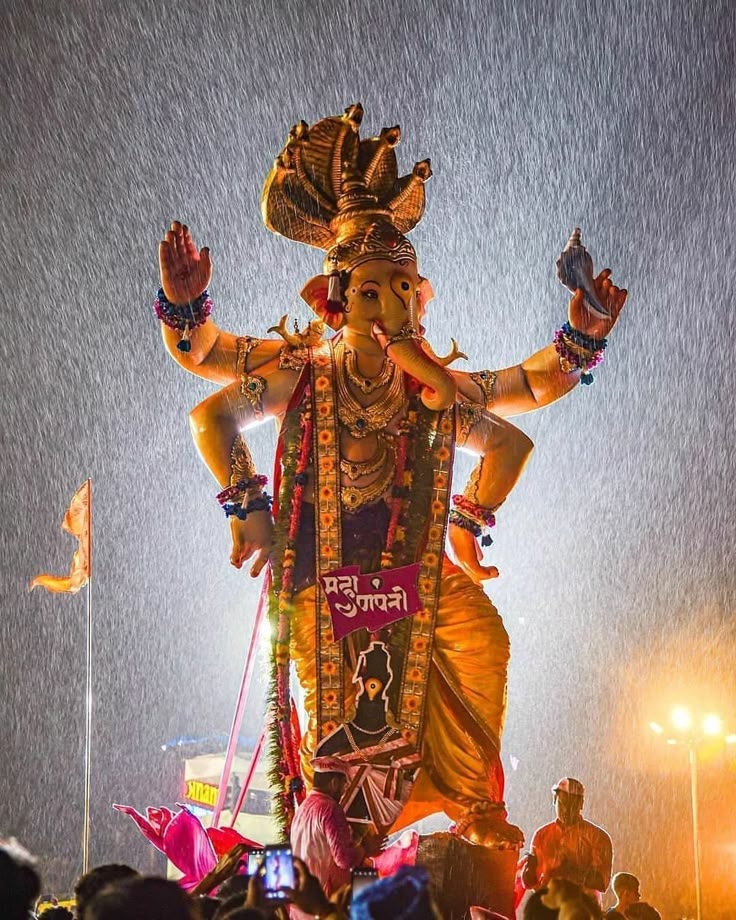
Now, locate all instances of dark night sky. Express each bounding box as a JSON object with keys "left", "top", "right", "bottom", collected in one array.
[{"left": 1, "top": 0, "right": 735, "bottom": 914}]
